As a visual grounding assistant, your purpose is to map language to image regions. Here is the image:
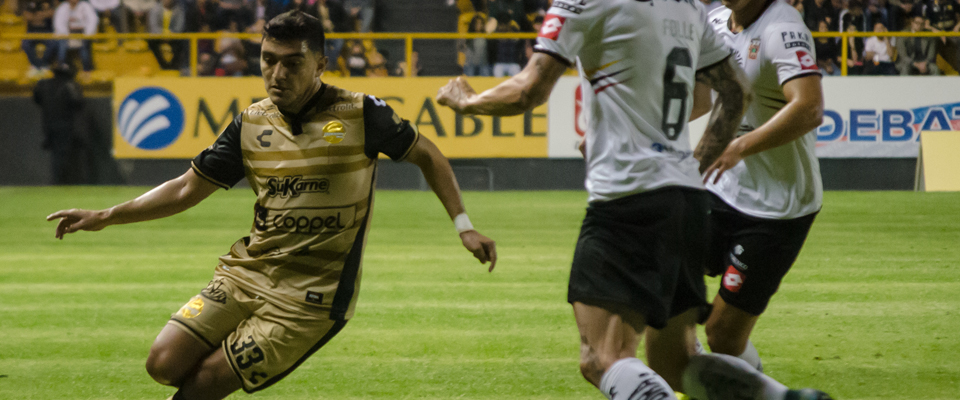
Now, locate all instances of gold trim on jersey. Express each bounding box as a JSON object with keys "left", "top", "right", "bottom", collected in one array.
[
  {"left": 191, "top": 162, "right": 231, "bottom": 189},
  {"left": 242, "top": 145, "right": 365, "bottom": 161},
  {"left": 249, "top": 159, "right": 373, "bottom": 177}
]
